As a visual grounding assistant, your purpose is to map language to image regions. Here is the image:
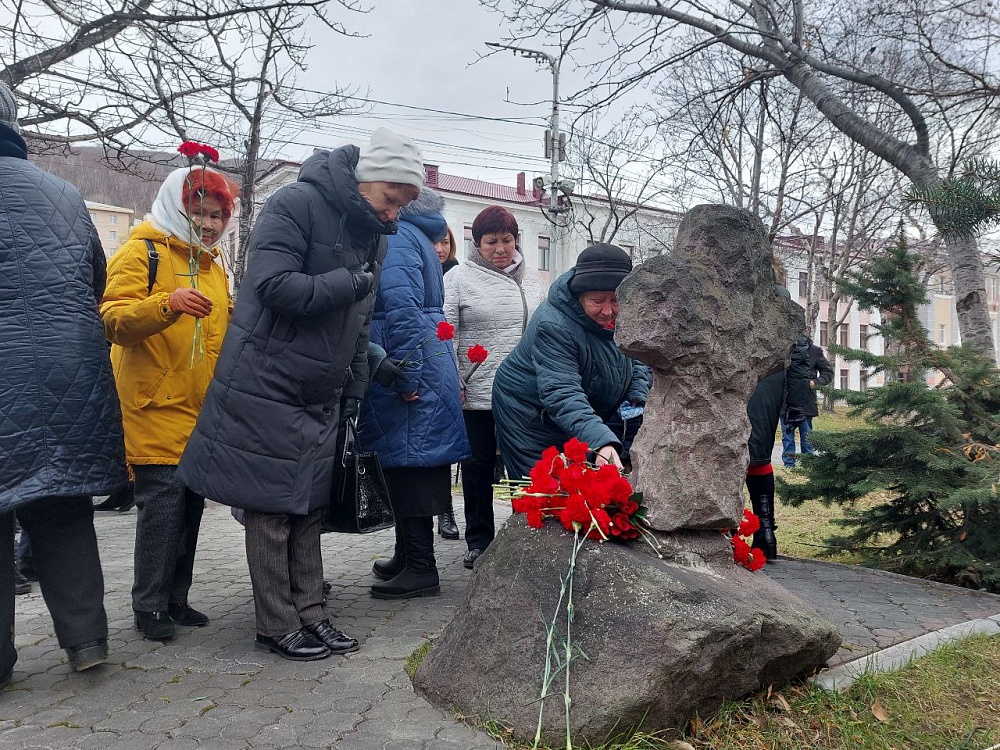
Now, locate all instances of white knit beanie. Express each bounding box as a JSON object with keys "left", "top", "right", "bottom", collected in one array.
[
  {"left": 0, "top": 81, "right": 20, "bottom": 133},
  {"left": 354, "top": 127, "right": 425, "bottom": 188}
]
